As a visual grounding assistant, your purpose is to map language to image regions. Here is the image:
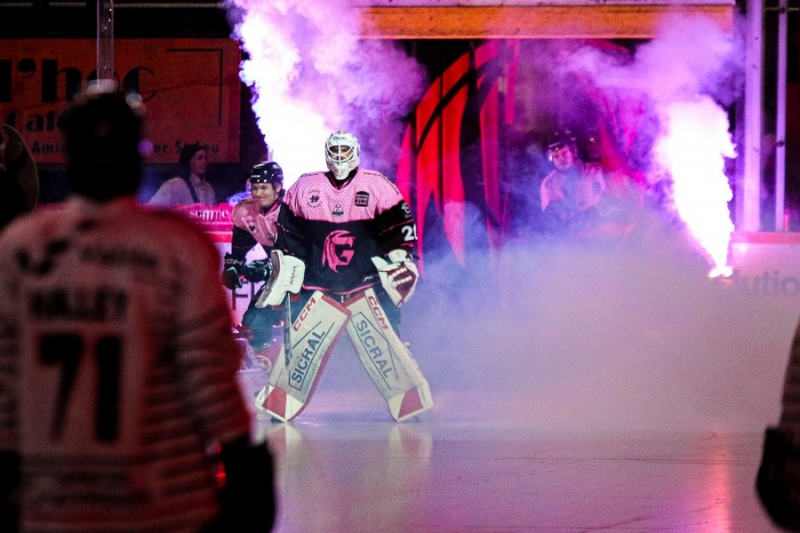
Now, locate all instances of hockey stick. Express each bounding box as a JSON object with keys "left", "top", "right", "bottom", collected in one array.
[{"left": 283, "top": 292, "right": 292, "bottom": 367}]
